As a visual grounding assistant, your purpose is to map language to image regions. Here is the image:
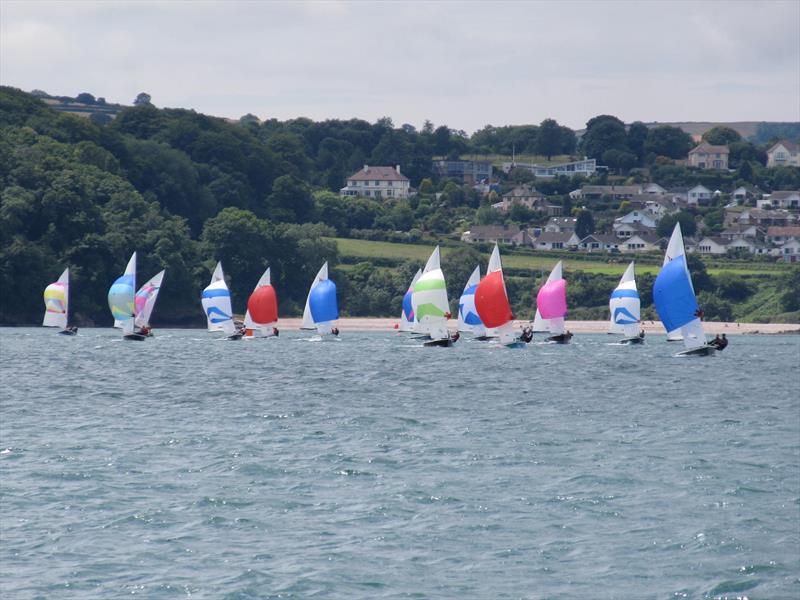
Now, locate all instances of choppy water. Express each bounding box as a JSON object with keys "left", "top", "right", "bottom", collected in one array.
[{"left": 1, "top": 328, "right": 798, "bottom": 599}]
